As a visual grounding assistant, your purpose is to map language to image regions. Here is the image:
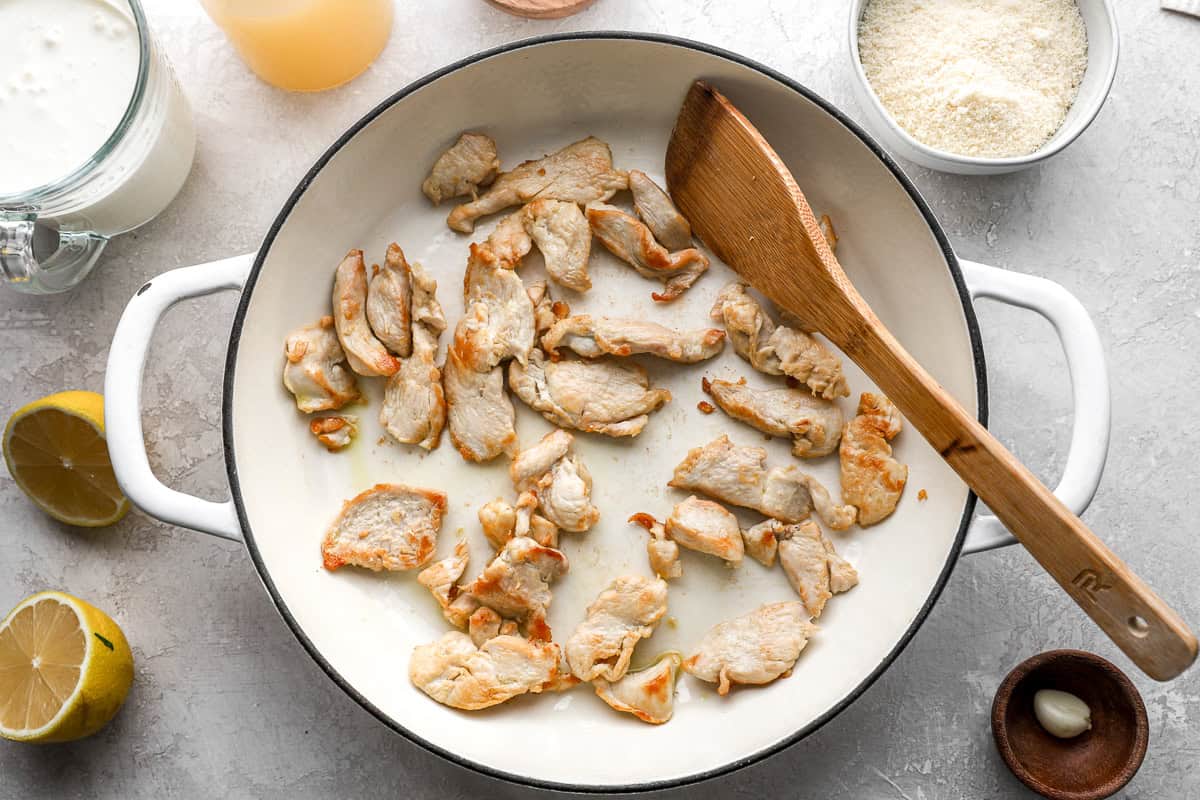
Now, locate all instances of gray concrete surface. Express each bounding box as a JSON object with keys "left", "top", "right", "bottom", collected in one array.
[{"left": 1, "top": 1, "right": 1197, "bottom": 797}]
